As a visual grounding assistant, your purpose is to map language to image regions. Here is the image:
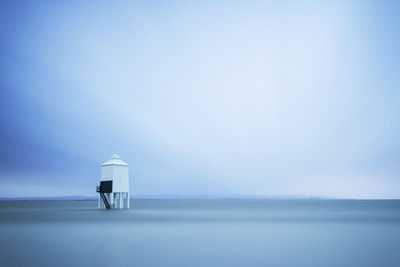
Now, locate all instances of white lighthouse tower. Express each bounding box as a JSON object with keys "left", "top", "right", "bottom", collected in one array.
[{"left": 96, "top": 154, "right": 130, "bottom": 209}]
